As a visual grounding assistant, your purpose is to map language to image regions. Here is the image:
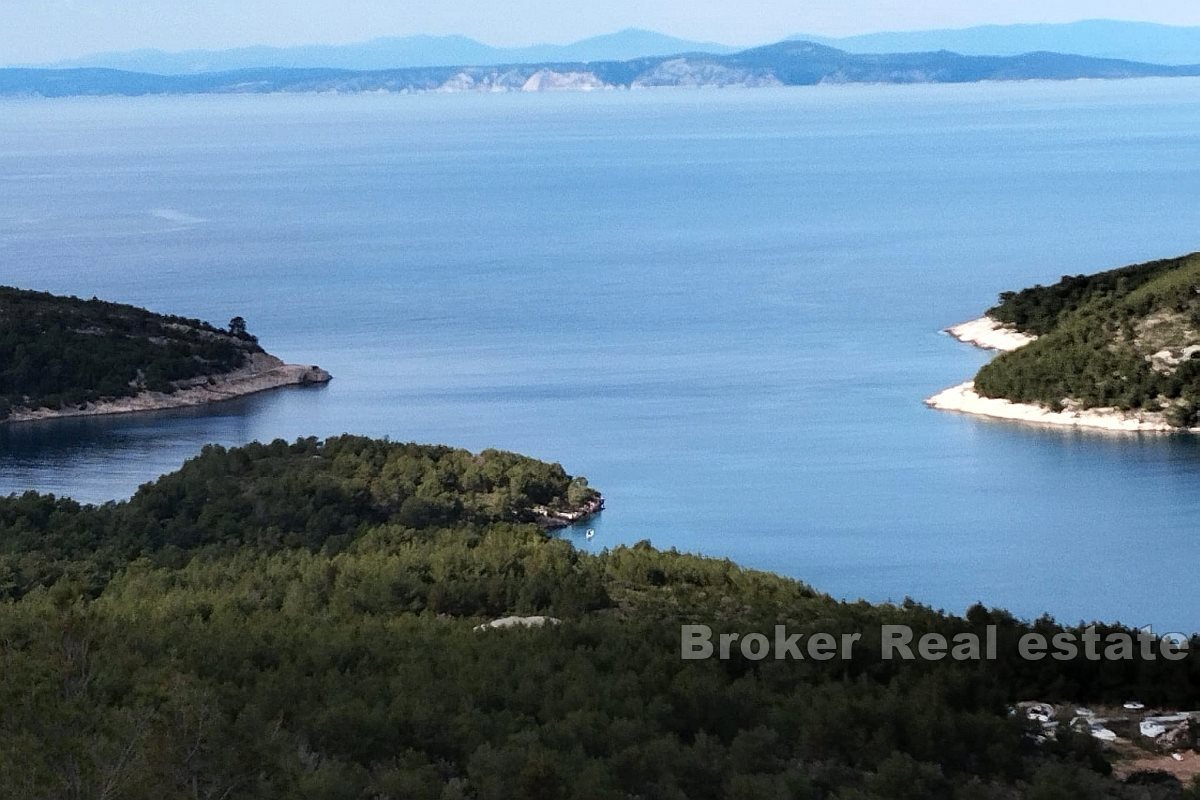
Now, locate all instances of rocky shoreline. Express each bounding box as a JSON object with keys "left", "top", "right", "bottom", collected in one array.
[
  {"left": 928, "top": 316, "right": 1198, "bottom": 434},
  {"left": 943, "top": 316, "right": 1037, "bottom": 352},
  {"left": 925, "top": 380, "right": 1189, "bottom": 433},
  {"left": 531, "top": 496, "right": 605, "bottom": 530},
  {"left": 5, "top": 353, "right": 331, "bottom": 424}
]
